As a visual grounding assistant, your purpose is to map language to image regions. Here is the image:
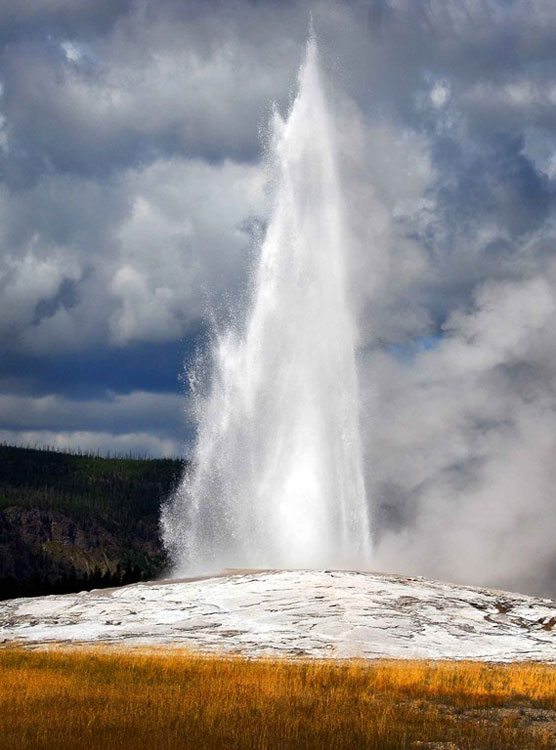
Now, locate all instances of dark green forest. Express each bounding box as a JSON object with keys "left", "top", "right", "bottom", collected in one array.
[{"left": 0, "top": 444, "right": 184, "bottom": 600}]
